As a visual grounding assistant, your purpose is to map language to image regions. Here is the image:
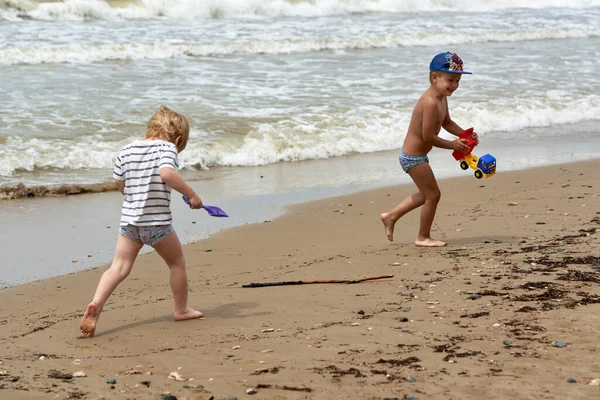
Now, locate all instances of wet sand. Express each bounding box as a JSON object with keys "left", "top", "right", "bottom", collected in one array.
[{"left": 0, "top": 160, "right": 599, "bottom": 399}]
